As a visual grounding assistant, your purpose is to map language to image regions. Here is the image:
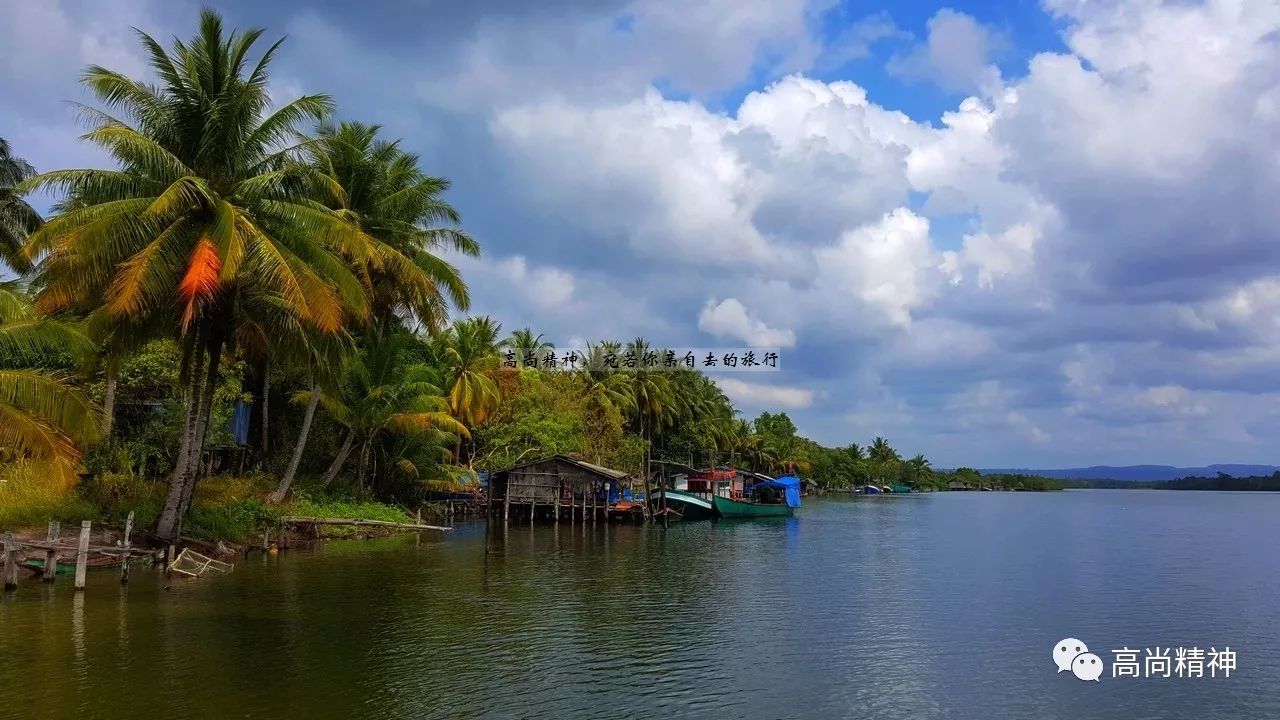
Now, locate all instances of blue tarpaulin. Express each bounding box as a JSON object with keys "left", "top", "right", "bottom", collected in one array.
[
  {"left": 753, "top": 475, "right": 802, "bottom": 508},
  {"left": 228, "top": 400, "right": 251, "bottom": 445}
]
